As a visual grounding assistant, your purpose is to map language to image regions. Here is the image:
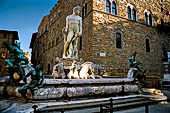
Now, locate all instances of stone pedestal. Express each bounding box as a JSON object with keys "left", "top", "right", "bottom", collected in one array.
[{"left": 0, "top": 78, "right": 138, "bottom": 100}]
